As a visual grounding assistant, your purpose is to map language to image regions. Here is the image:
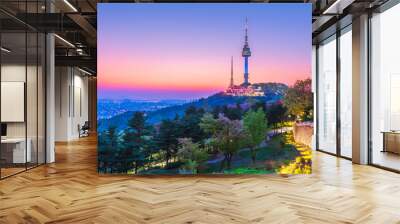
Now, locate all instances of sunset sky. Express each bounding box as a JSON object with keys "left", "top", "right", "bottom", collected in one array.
[{"left": 98, "top": 3, "right": 311, "bottom": 100}]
